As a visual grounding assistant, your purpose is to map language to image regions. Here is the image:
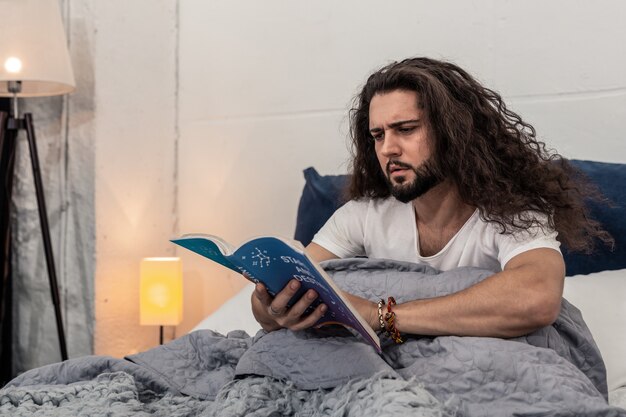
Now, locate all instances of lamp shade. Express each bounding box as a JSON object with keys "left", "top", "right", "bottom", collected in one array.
[
  {"left": 0, "top": 0, "right": 75, "bottom": 97},
  {"left": 140, "top": 257, "right": 183, "bottom": 326}
]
